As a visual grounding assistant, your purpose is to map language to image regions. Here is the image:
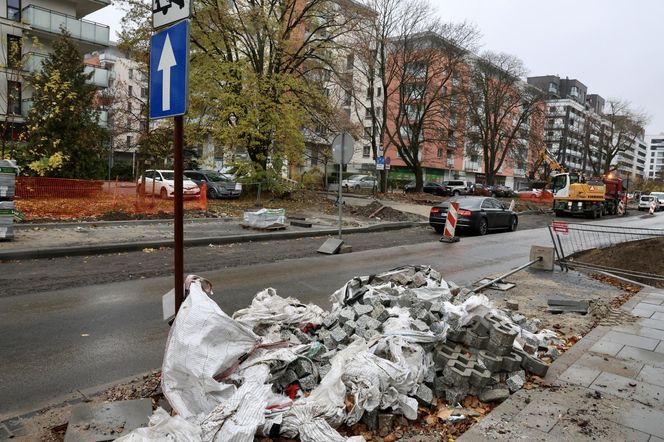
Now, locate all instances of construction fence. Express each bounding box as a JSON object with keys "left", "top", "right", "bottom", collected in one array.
[
  {"left": 548, "top": 220, "right": 664, "bottom": 283},
  {"left": 14, "top": 177, "right": 208, "bottom": 220}
]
